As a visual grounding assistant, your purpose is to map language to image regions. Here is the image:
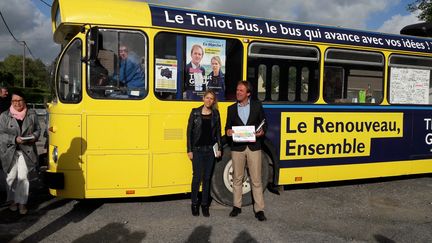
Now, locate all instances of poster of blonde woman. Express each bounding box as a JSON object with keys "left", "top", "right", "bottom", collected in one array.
[{"left": 185, "top": 36, "right": 226, "bottom": 100}]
